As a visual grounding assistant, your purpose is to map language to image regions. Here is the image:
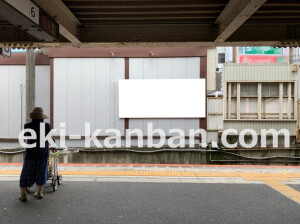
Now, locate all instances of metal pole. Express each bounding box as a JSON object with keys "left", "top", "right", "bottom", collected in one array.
[{"left": 26, "top": 49, "right": 35, "bottom": 122}]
